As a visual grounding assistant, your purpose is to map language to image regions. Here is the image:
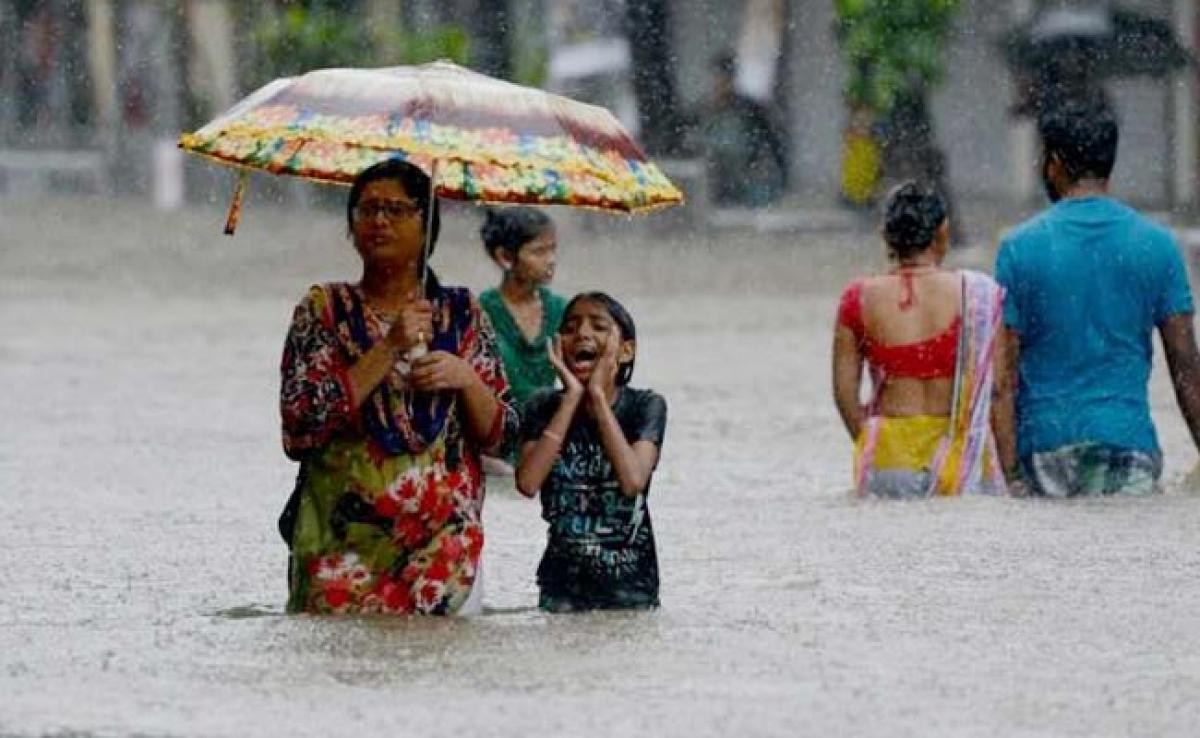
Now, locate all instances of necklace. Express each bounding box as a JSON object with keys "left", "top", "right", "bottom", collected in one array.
[
  {"left": 890, "top": 263, "right": 940, "bottom": 310},
  {"left": 360, "top": 287, "right": 409, "bottom": 325},
  {"left": 362, "top": 297, "right": 398, "bottom": 320}
]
